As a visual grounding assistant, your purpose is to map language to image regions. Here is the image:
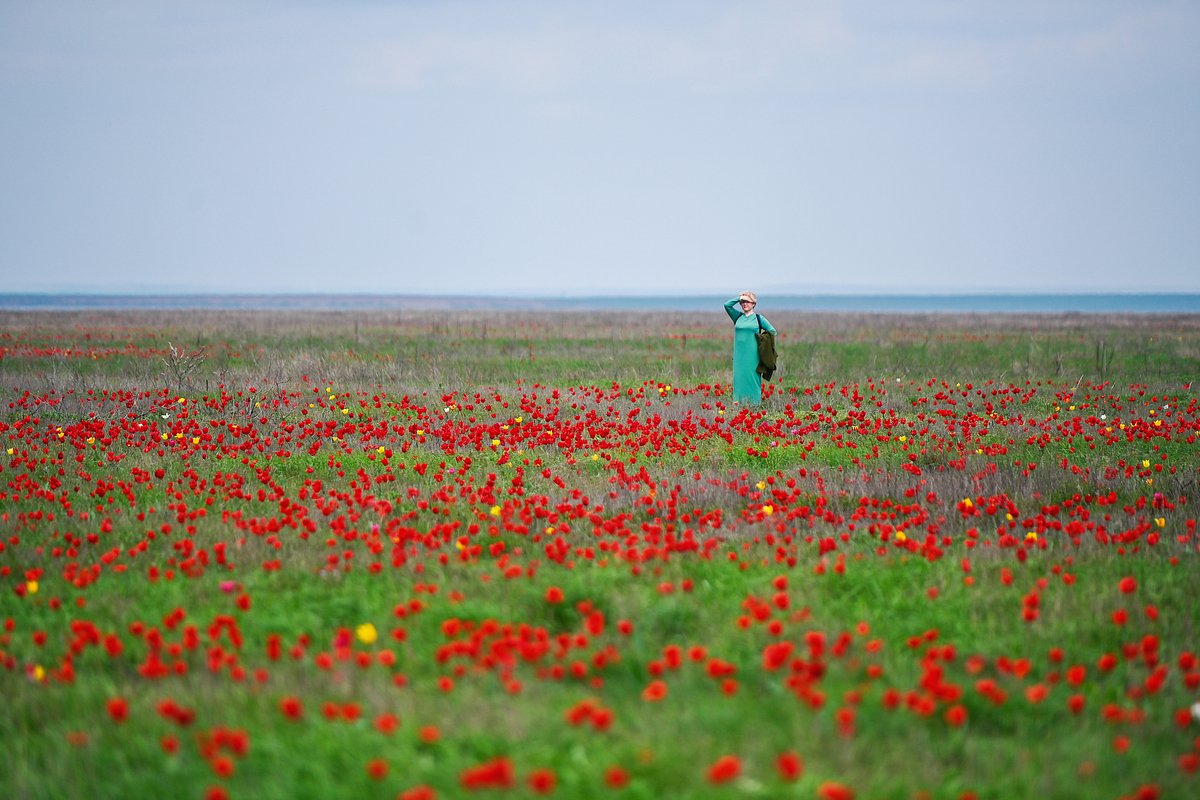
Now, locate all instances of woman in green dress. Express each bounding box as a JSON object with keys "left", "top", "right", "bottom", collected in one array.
[{"left": 724, "top": 291, "right": 777, "bottom": 405}]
